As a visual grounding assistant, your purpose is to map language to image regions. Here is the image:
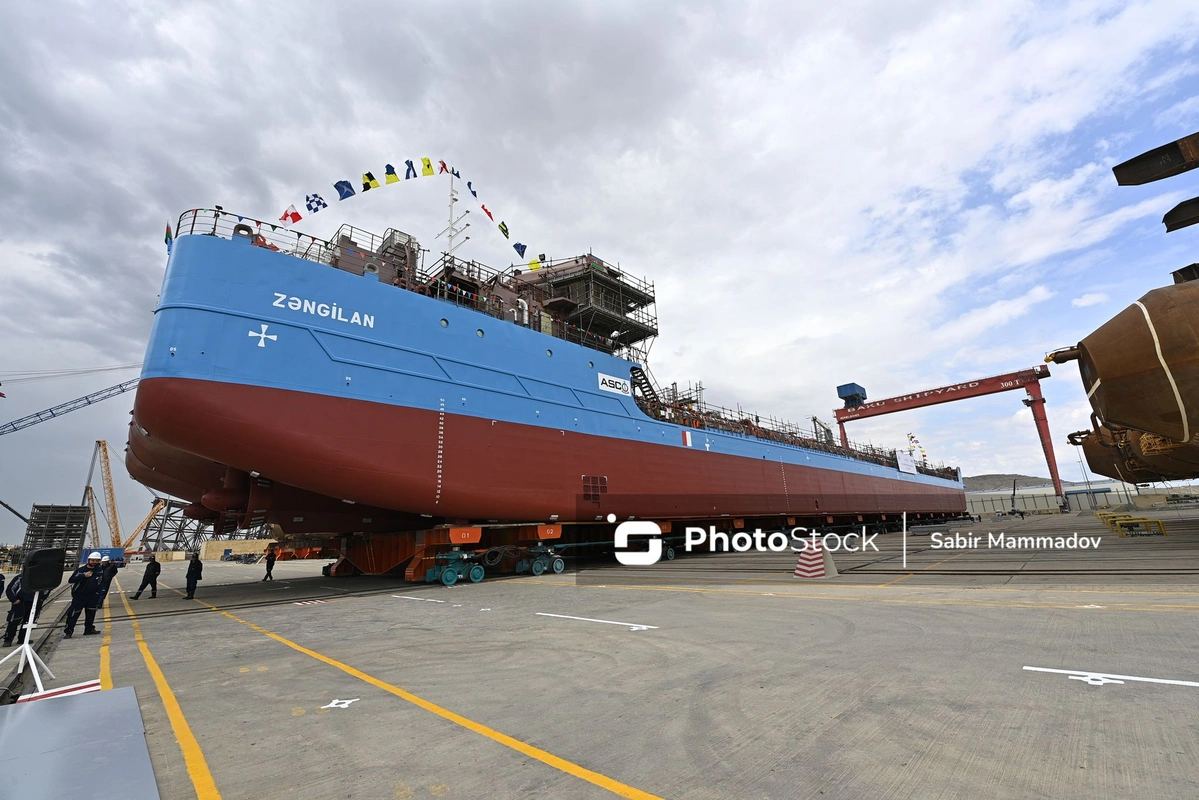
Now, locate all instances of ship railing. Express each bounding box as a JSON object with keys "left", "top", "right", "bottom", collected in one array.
[
  {"left": 545, "top": 254, "right": 656, "bottom": 297},
  {"left": 636, "top": 397, "right": 958, "bottom": 480},
  {"left": 175, "top": 208, "right": 338, "bottom": 266}
]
